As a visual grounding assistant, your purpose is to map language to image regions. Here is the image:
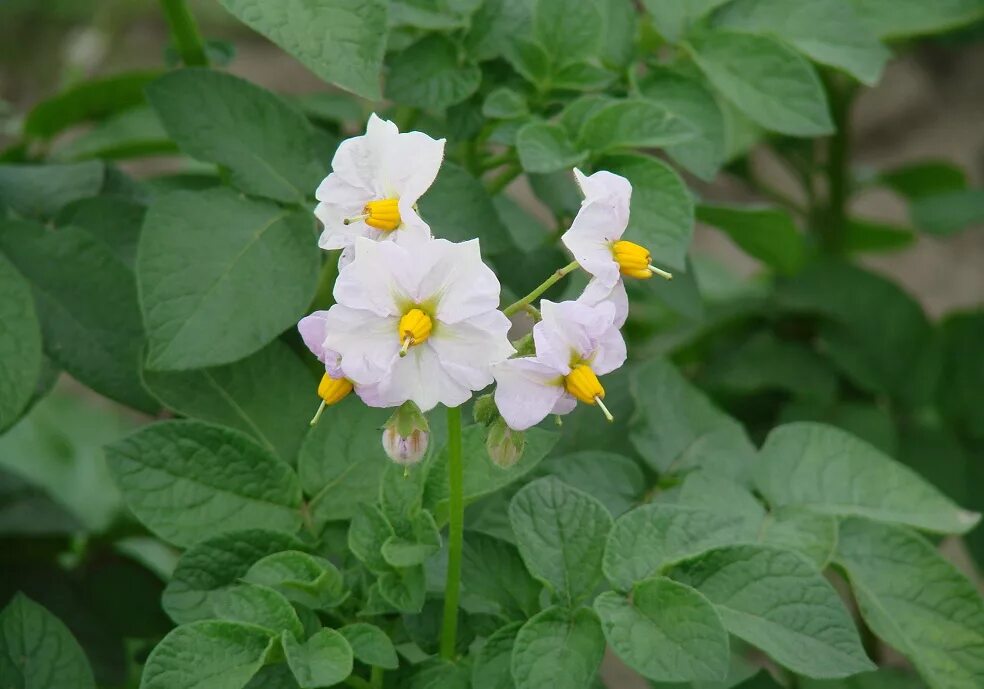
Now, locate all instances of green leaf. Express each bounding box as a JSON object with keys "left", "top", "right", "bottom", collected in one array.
[
  {"left": 533, "top": 0, "right": 604, "bottom": 64},
  {"left": 483, "top": 87, "right": 529, "bottom": 119},
  {"left": 689, "top": 31, "right": 833, "bottom": 136},
  {"left": 756, "top": 506, "right": 838, "bottom": 570},
  {"left": 603, "top": 503, "right": 757, "bottom": 591},
  {"left": 466, "top": 0, "right": 534, "bottom": 61},
  {"left": 424, "top": 426, "right": 559, "bottom": 523},
  {"left": 910, "top": 189, "right": 984, "bottom": 236},
  {"left": 348, "top": 504, "right": 396, "bottom": 573},
  {"left": 595, "top": 577, "right": 729, "bottom": 682},
  {"left": 245, "top": 665, "right": 303, "bottom": 689},
  {"left": 0, "top": 468, "right": 82, "bottom": 536},
  {"left": 52, "top": 107, "right": 176, "bottom": 162},
  {"left": 508, "top": 477, "right": 612, "bottom": 605},
  {"left": 800, "top": 669, "right": 926, "bottom": 689},
  {"left": 939, "top": 311, "right": 984, "bottom": 441},
  {"left": 139, "top": 188, "right": 319, "bottom": 370},
  {"left": 503, "top": 39, "right": 552, "bottom": 89},
  {"left": 381, "top": 511, "right": 441, "bottom": 567},
  {"left": 244, "top": 551, "right": 347, "bottom": 610},
  {"left": 536, "top": 451, "right": 644, "bottom": 517},
  {"left": 0, "top": 220, "right": 156, "bottom": 412},
  {"left": 0, "top": 254, "right": 41, "bottom": 433},
  {"left": 512, "top": 607, "right": 605, "bottom": 689},
  {"left": 299, "top": 397, "right": 391, "bottom": 528},
  {"left": 418, "top": 162, "right": 513, "bottom": 254},
  {"left": 516, "top": 121, "right": 587, "bottom": 174},
  {"left": 55, "top": 196, "right": 145, "bottom": 267},
  {"left": 0, "top": 161, "right": 103, "bottom": 219},
  {"left": 578, "top": 99, "right": 696, "bottom": 152},
  {"left": 629, "top": 358, "right": 740, "bottom": 473},
  {"left": 462, "top": 531, "right": 541, "bottom": 621},
  {"left": 0, "top": 593, "right": 96, "bottom": 689},
  {"left": 670, "top": 545, "right": 875, "bottom": 678},
  {"left": 147, "top": 69, "right": 325, "bottom": 204},
  {"left": 835, "top": 517, "right": 984, "bottom": 689},
  {"left": 640, "top": 70, "right": 727, "bottom": 180},
  {"left": 377, "top": 565, "right": 426, "bottom": 613},
  {"left": 697, "top": 205, "right": 806, "bottom": 275},
  {"left": 144, "top": 340, "right": 314, "bottom": 465},
  {"left": 850, "top": 0, "right": 984, "bottom": 39},
  {"left": 407, "top": 659, "right": 471, "bottom": 689},
  {"left": 24, "top": 69, "right": 161, "bottom": 138},
  {"left": 283, "top": 629, "right": 353, "bottom": 689},
  {"left": 604, "top": 154, "right": 695, "bottom": 273},
  {"left": 338, "top": 623, "right": 398, "bottom": 670},
  {"left": 386, "top": 35, "right": 481, "bottom": 110},
  {"left": 292, "top": 92, "right": 365, "bottom": 127},
  {"left": 163, "top": 529, "right": 307, "bottom": 624},
  {"left": 844, "top": 218, "right": 916, "bottom": 254},
  {"left": 218, "top": 0, "right": 386, "bottom": 99},
  {"left": 105, "top": 421, "right": 303, "bottom": 547},
  {"left": 213, "top": 583, "right": 305, "bottom": 639},
  {"left": 754, "top": 422, "right": 980, "bottom": 534},
  {"left": 140, "top": 620, "right": 274, "bottom": 689},
  {"left": 714, "top": 0, "right": 889, "bottom": 85},
  {"left": 880, "top": 161, "right": 968, "bottom": 199},
  {"left": 472, "top": 622, "right": 521, "bottom": 689},
  {"left": 643, "top": 0, "right": 731, "bottom": 43}
]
